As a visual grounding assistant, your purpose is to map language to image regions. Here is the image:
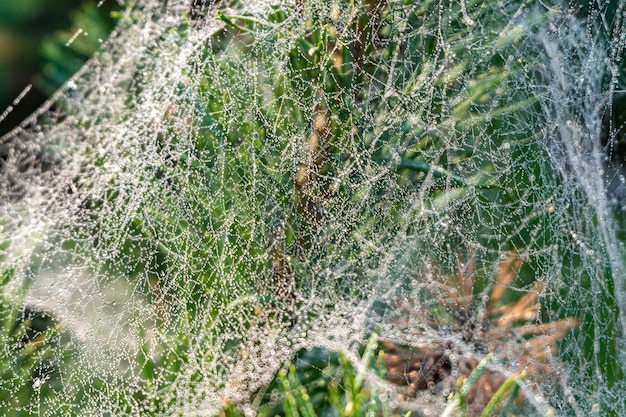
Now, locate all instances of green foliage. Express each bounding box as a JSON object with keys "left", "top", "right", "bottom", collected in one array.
[{"left": 222, "top": 336, "right": 397, "bottom": 417}]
